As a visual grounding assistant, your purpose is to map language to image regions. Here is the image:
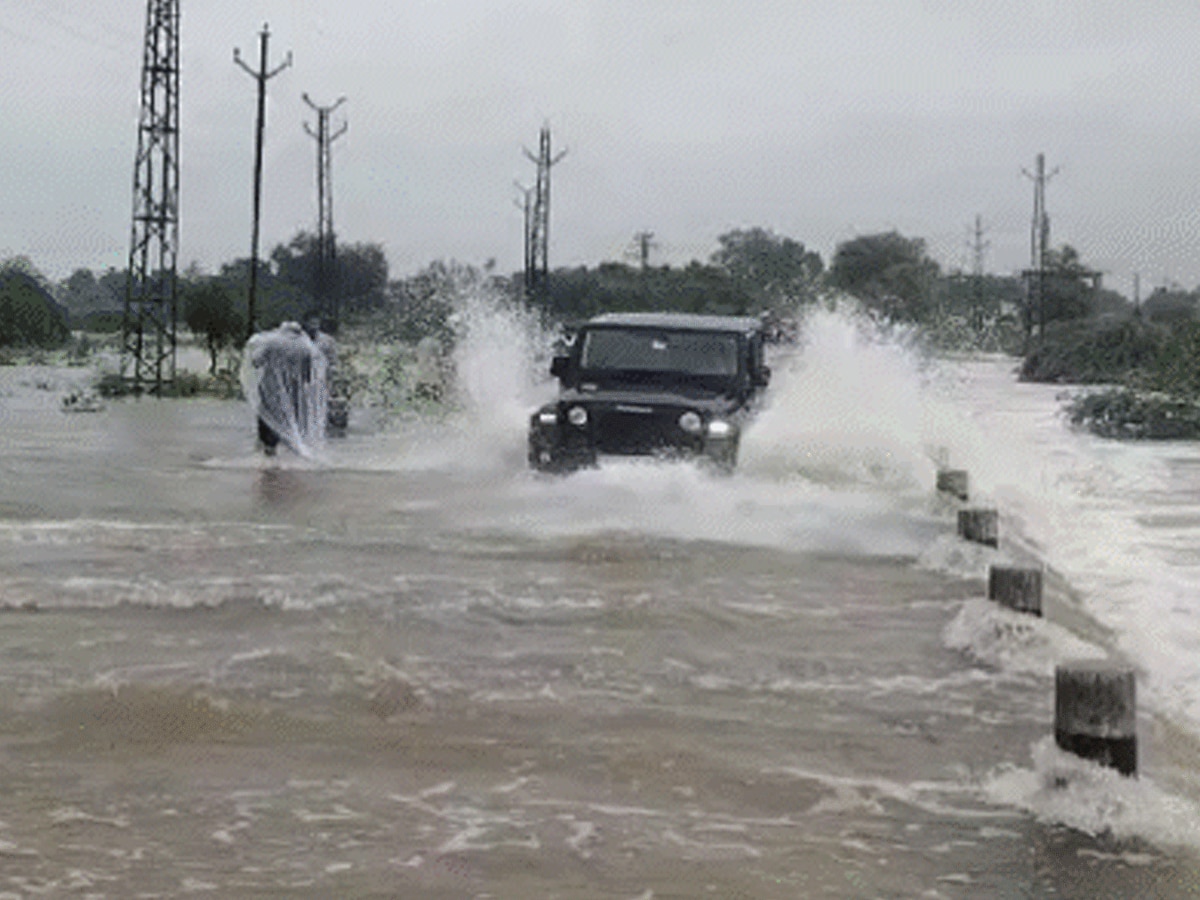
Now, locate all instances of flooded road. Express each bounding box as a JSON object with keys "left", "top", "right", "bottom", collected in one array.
[{"left": 2, "top": 323, "right": 1200, "bottom": 896}]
